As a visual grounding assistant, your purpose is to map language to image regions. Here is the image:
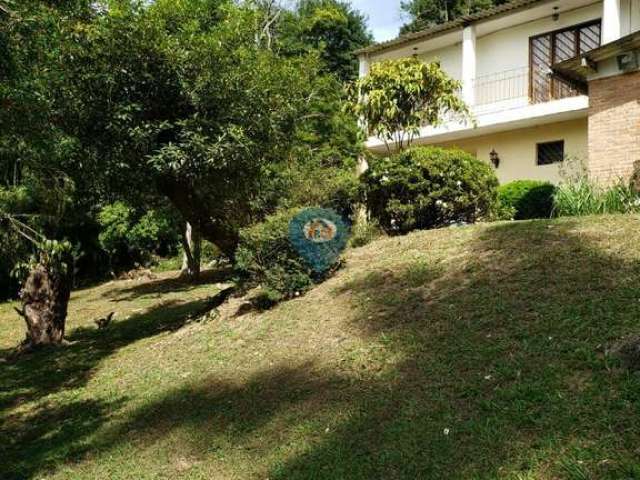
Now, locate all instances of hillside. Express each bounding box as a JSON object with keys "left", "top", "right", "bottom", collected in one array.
[{"left": 2, "top": 215, "right": 640, "bottom": 479}]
